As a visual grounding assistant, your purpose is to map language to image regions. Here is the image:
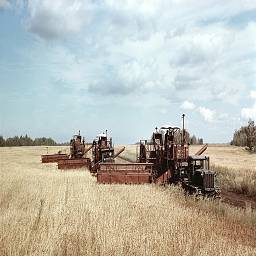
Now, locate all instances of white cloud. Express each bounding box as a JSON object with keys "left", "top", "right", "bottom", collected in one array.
[
  {"left": 26, "top": 0, "right": 91, "bottom": 39},
  {"left": 159, "top": 108, "right": 167, "bottom": 114},
  {"left": 19, "top": 1, "right": 256, "bottom": 104},
  {"left": 241, "top": 91, "right": 256, "bottom": 120},
  {"left": 0, "top": 0, "right": 10, "bottom": 9},
  {"left": 250, "top": 90, "right": 256, "bottom": 99},
  {"left": 198, "top": 107, "right": 216, "bottom": 123},
  {"left": 241, "top": 103, "right": 256, "bottom": 120},
  {"left": 181, "top": 100, "right": 196, "bottom": 110},
  {"left": 180, "top": 100, "right": 226, "bottom": 123}
]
